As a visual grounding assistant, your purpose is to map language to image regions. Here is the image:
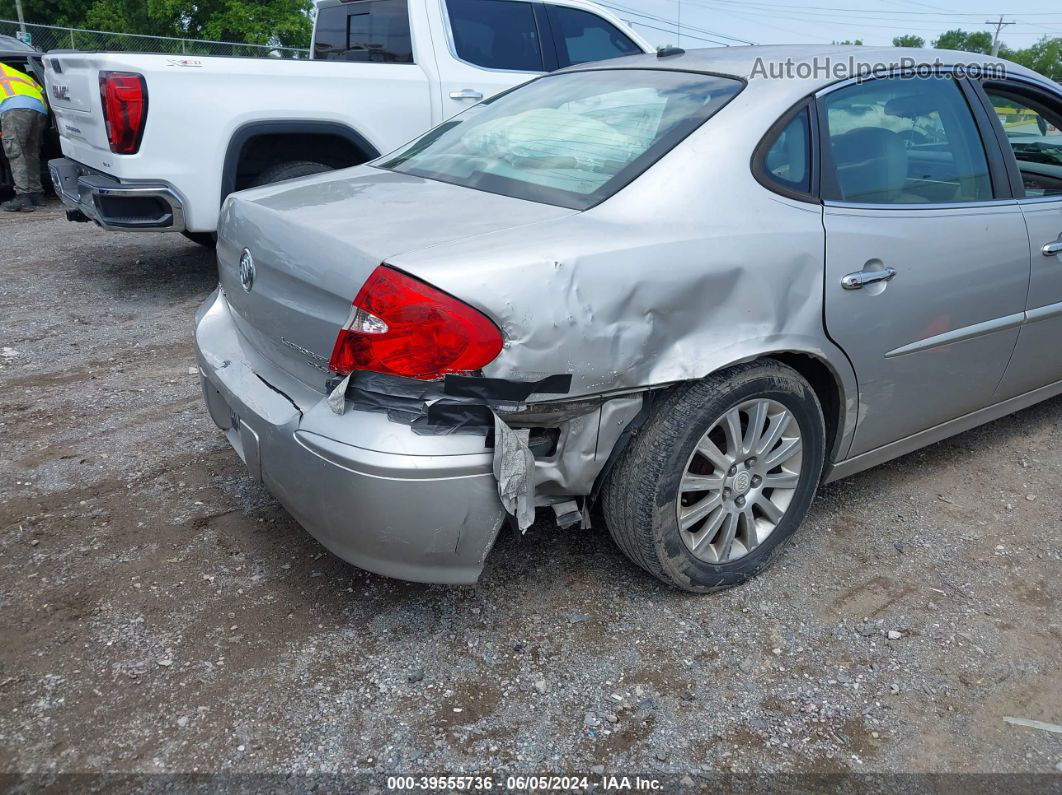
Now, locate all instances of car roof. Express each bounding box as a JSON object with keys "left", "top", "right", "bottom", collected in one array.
[
  {"left": 561, "top": 44, "right": 1056, "bottom": 98},
  {"left": 0, "top": 33, "right": 35, "bottom": 55}
]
